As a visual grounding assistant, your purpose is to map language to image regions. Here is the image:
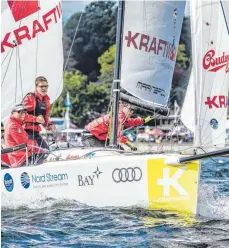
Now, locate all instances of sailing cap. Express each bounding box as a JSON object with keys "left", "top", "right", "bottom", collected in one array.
[{"left": 11, "top": 104, "right": 27, "bottom": 113}]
